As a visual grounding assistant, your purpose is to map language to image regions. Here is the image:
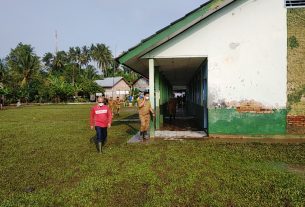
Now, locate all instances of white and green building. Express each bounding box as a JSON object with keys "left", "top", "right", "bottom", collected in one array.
[{"left": 116, "top": 0, "right": 305, "bottom": 136}]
